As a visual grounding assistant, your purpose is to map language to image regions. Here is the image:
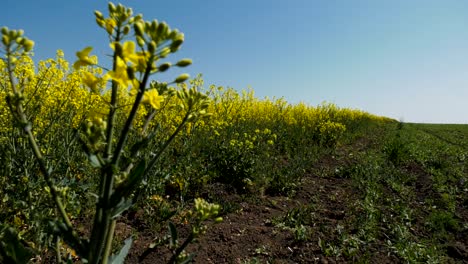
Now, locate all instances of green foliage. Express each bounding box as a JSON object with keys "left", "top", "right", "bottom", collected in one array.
[
  {"left": 0, "top": 225, "right": 36, "bottom": 264},
  {"left": 426, "top": 210, "right": 460, "bottom": 233},
  {"left": 383, "top": 137, "right": 409, "bottom": 165},
  {"left": 5, "top": 1, "right": 454, "bottom": 264}
]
